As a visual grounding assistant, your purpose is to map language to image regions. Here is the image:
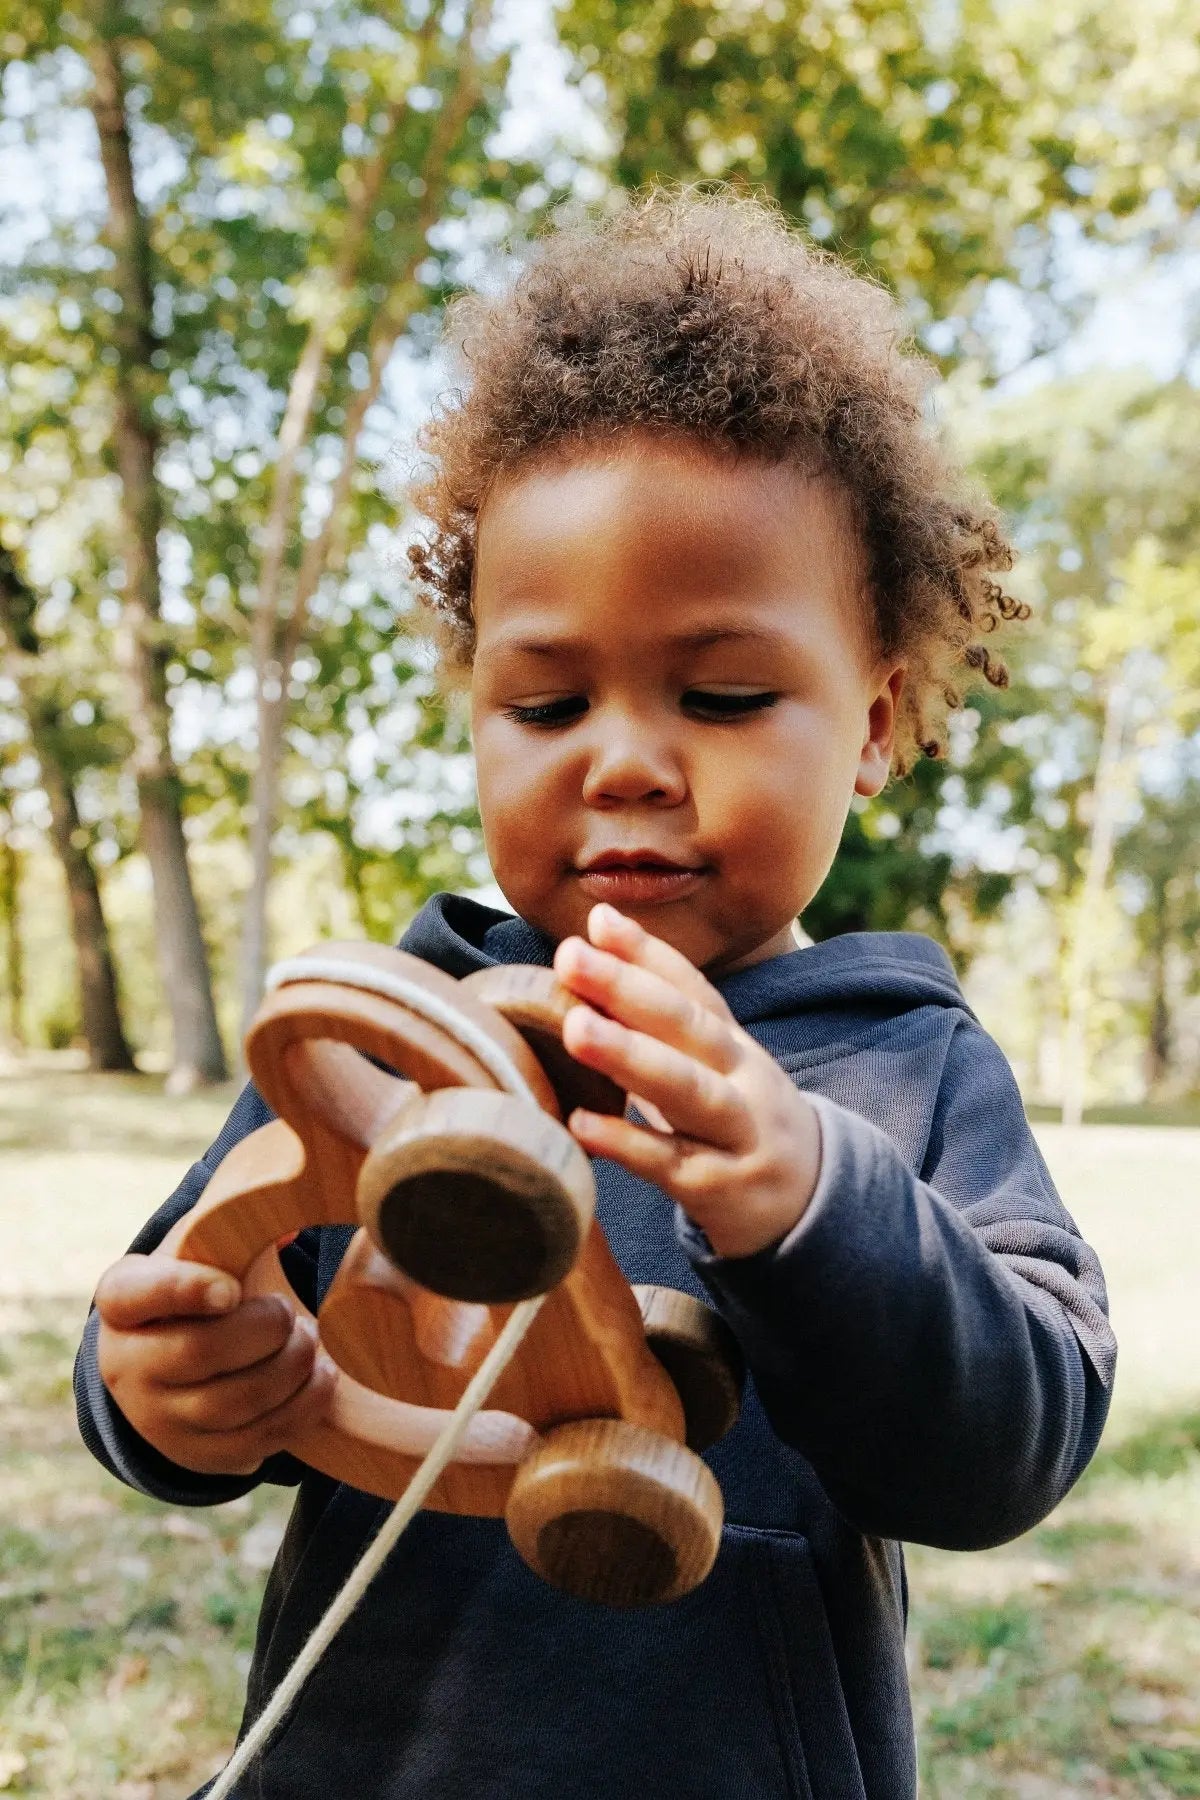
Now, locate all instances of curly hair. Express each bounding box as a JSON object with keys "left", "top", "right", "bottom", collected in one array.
[{"left": 408, "top": 189, "right": 1025, "bottom": 772}]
